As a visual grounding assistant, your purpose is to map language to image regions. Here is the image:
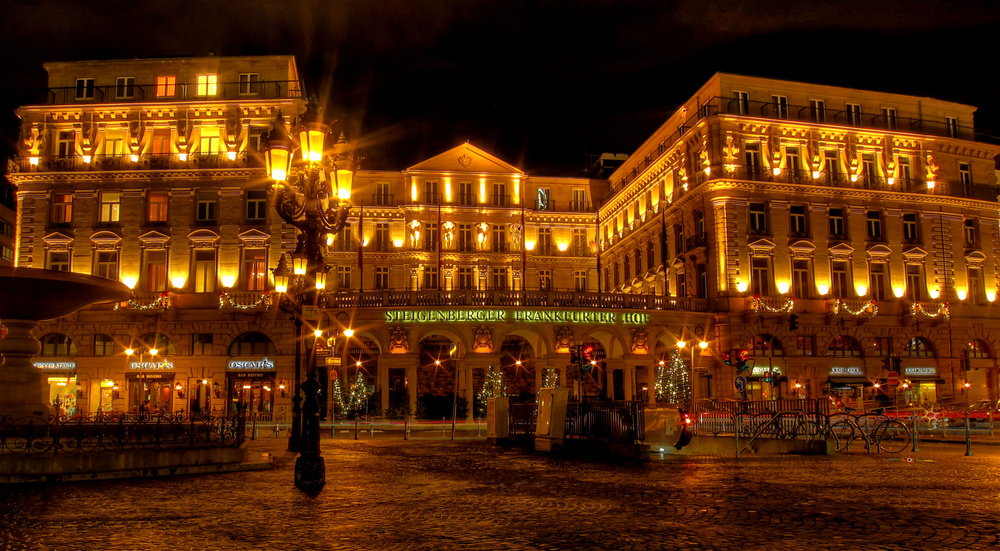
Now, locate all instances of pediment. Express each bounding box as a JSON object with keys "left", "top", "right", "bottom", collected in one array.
[
  {"left": 42, "top": 232, "right": 73, "bottom": 245},
  {"left": 138, "top": 230, "right": 170, "bottom": 246},
  {"left": 788, "top": 240, "right": 815, "bottom": 258},
  {"left": 188, "top": 229, "right": 221, "bottom": 248},
  {"left": 407, "top": 143, "right": 524, "bottom": 175},
  {"left": 902, "top": 246, "right": 928, "bottom": 259},
  {"left": 966, "top": 250, "right": 987, "bottom": 264},
  {"left": 866, "top": 244, "right": 893, "bottom": 260},
  {"left": 238, "top": 229, "right": 271, "bottom": 249},
  {"left": 748, "top": 238, "right": 776, "bottom": 251}
]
